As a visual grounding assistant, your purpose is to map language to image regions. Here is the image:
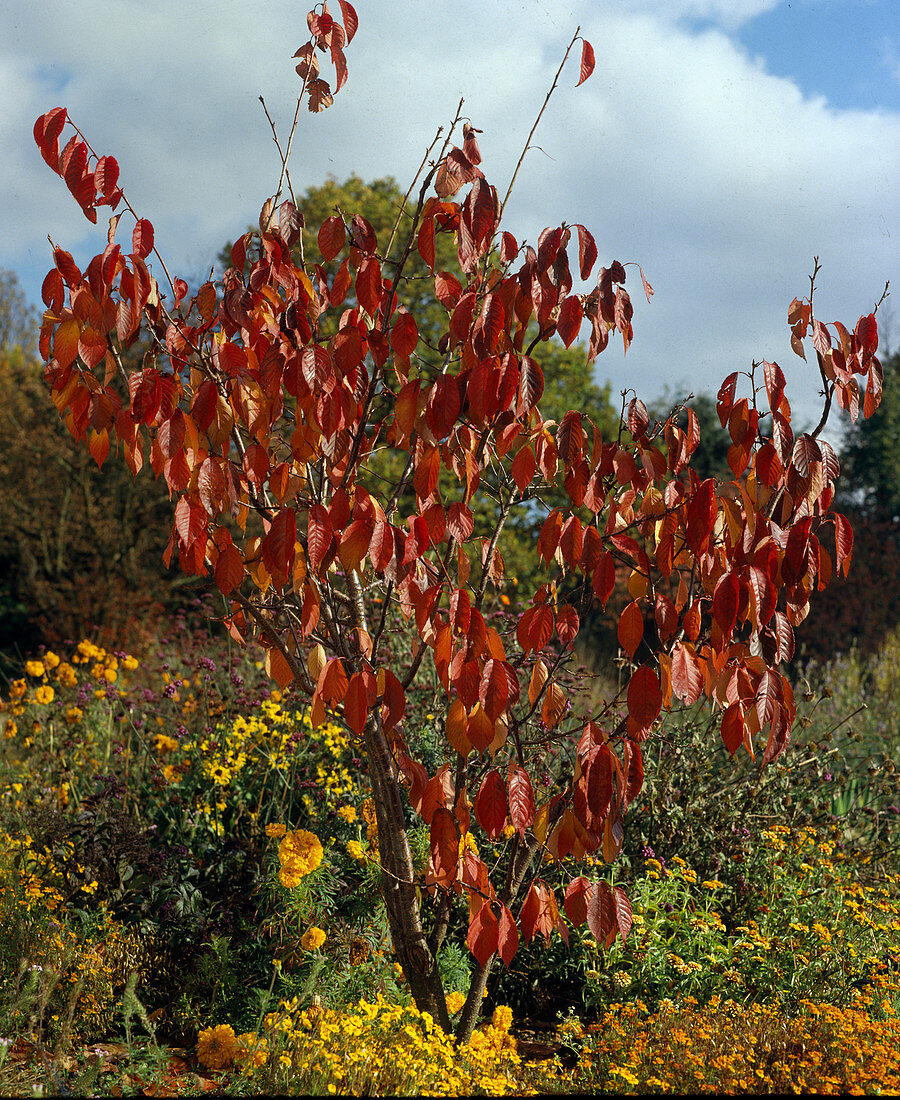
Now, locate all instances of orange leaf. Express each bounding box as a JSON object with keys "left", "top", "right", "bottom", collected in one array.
[{"left": 617, "top": 601, "right": 643, "bottom": 659}]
